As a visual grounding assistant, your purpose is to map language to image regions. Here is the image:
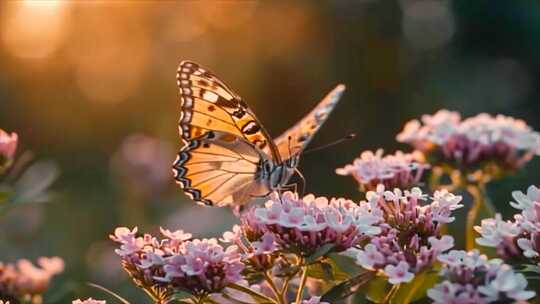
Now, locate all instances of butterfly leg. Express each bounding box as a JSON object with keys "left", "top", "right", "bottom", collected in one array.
[{"left": 294, "top": 167, "right": 306, "bottom": 196}]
